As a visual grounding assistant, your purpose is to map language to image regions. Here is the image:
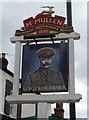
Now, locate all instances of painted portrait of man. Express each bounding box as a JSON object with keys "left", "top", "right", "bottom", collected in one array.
[{"left": 22, "top": 43, "right": 68, "bottom": 93}]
